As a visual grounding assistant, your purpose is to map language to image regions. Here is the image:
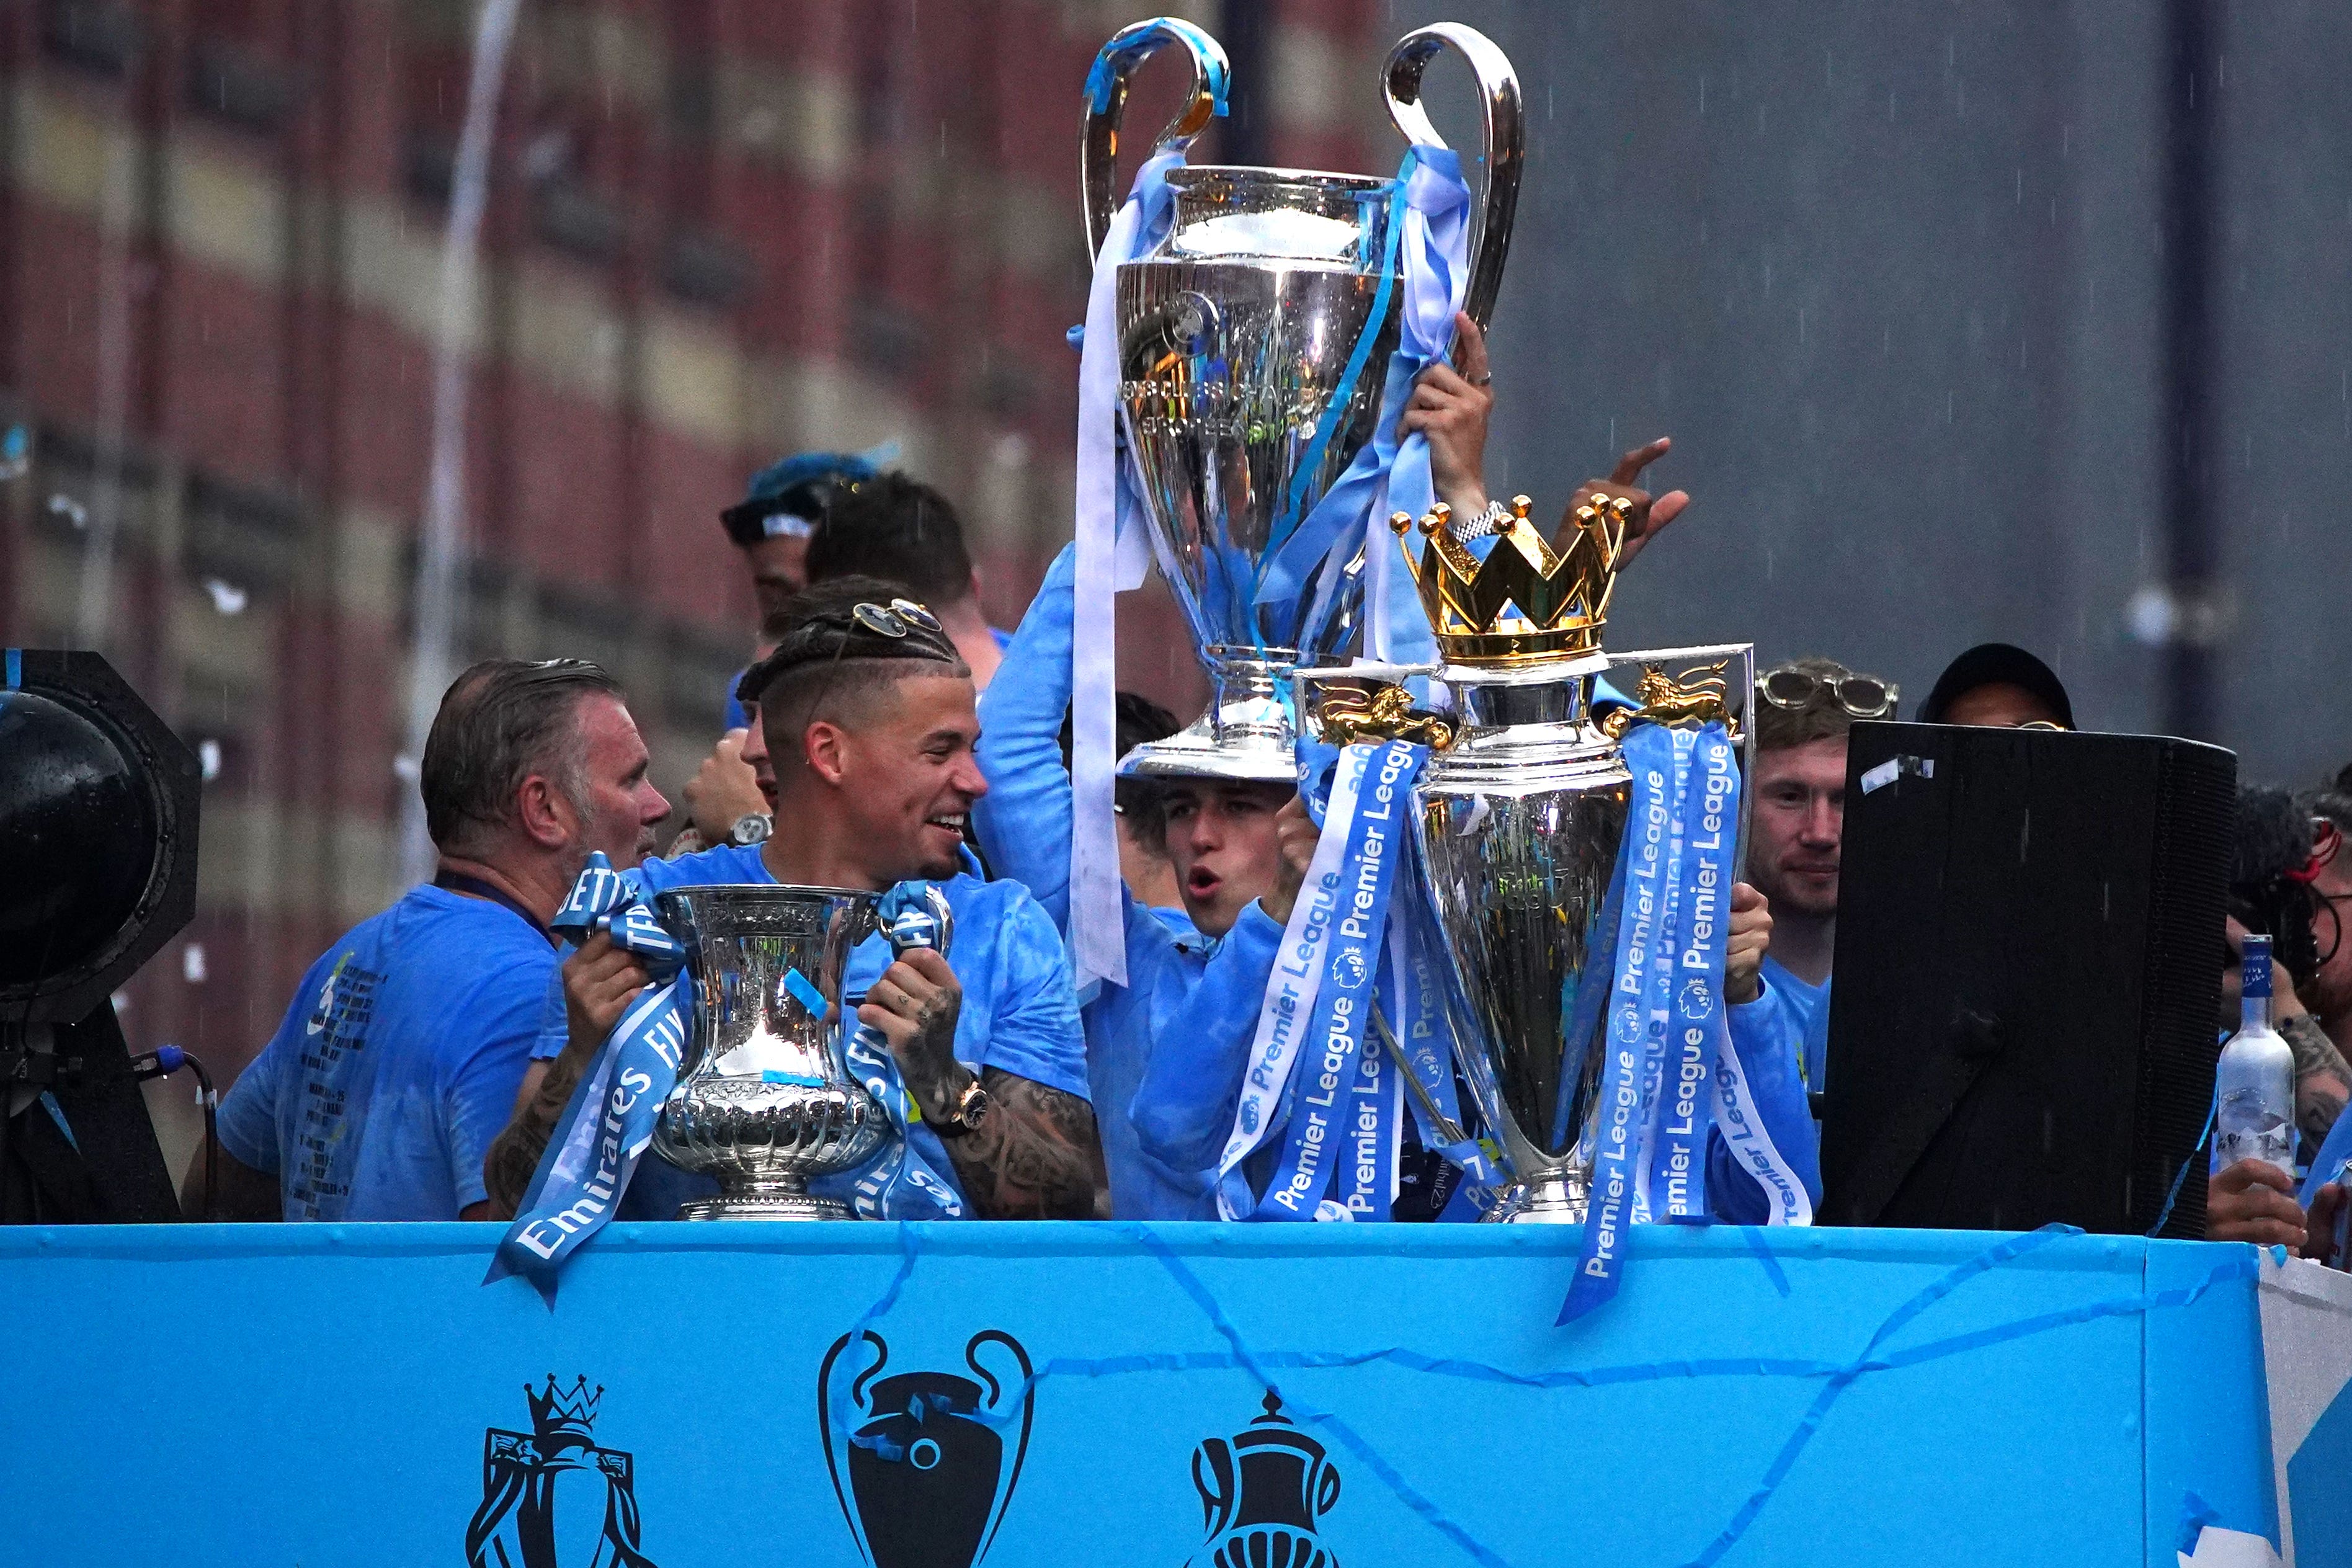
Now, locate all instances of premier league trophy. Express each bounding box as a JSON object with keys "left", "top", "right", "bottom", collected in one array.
[
  {"left": 649, "top": 884, "right": 951, "bottom": 1220},
  {"left": 1391, "top": 496, "right": 1641, "bottom": 1223},
  {"left": 1082, "top": 19, "right": 1523, "bottom": 779}
]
